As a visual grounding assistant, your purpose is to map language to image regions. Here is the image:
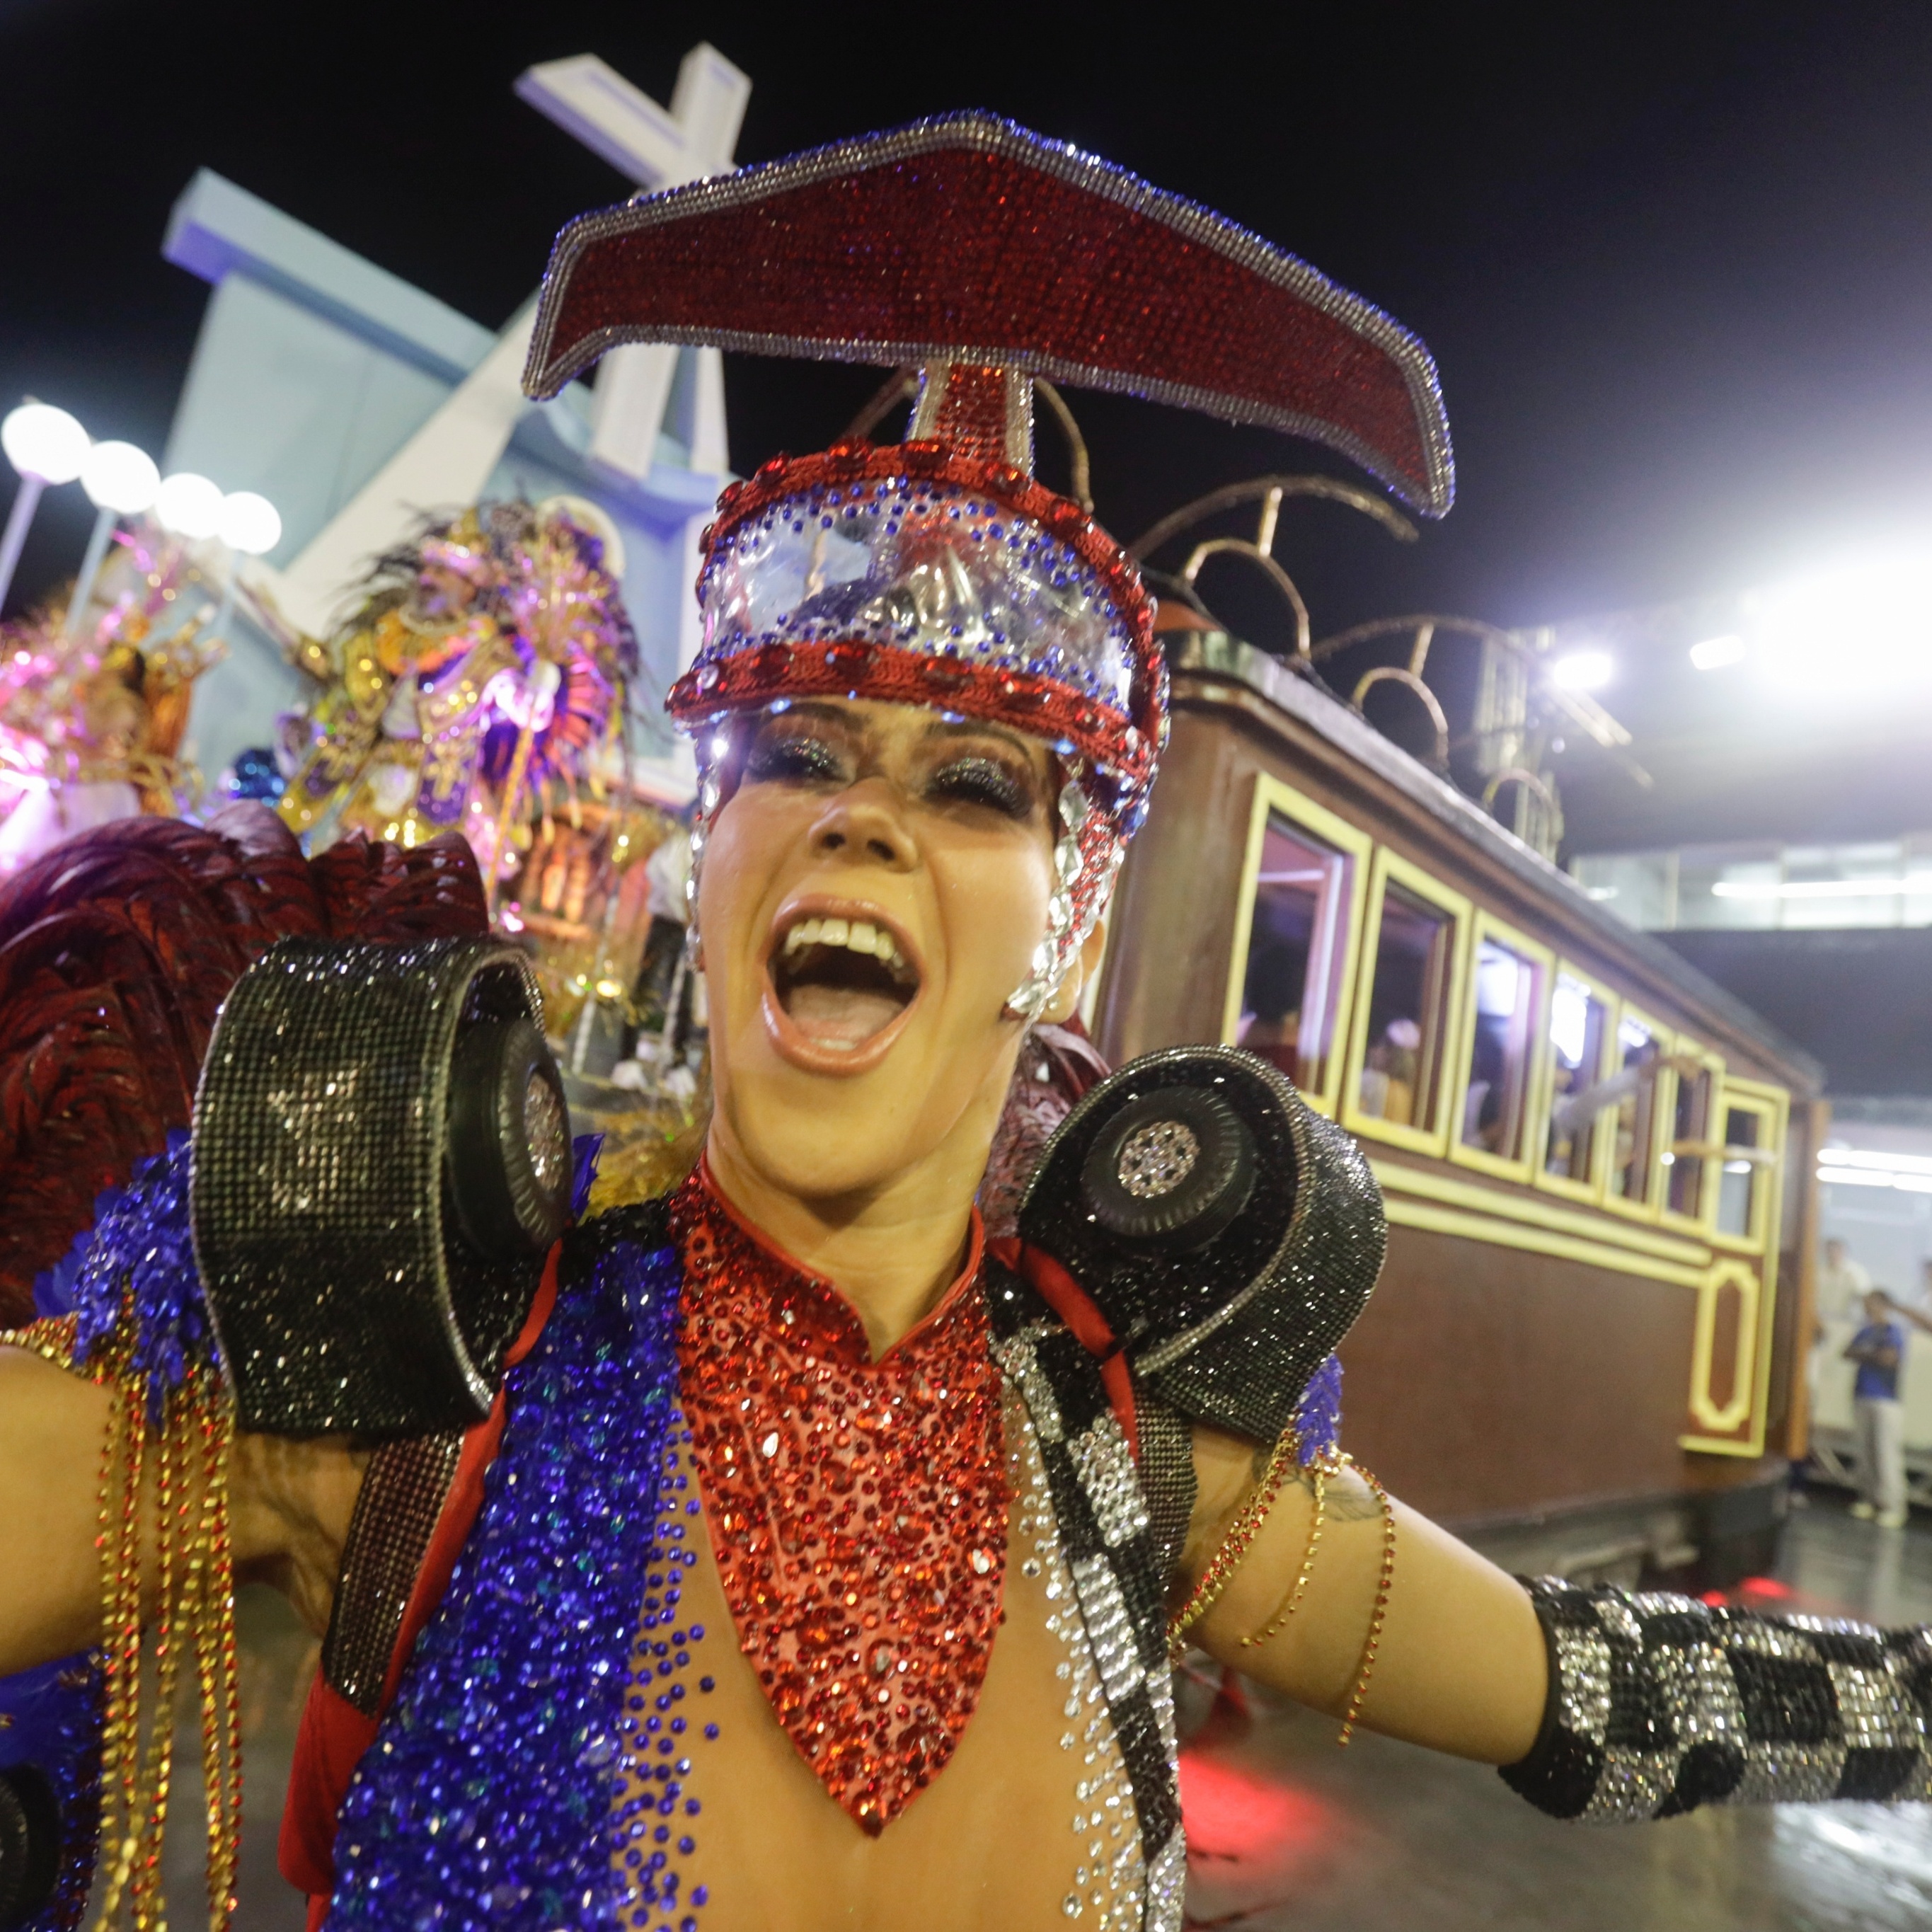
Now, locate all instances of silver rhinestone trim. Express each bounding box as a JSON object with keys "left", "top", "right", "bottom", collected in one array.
[
  {"left": 1066, "top": 1413, "right": 1153, "bottom": 1550},
  {"left": 1115, "top": 1120, "right": 1199, "bottom": 1200},
  {"left": 1071, "top": 1555, "right": 1144, "bottom": 1706}
]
